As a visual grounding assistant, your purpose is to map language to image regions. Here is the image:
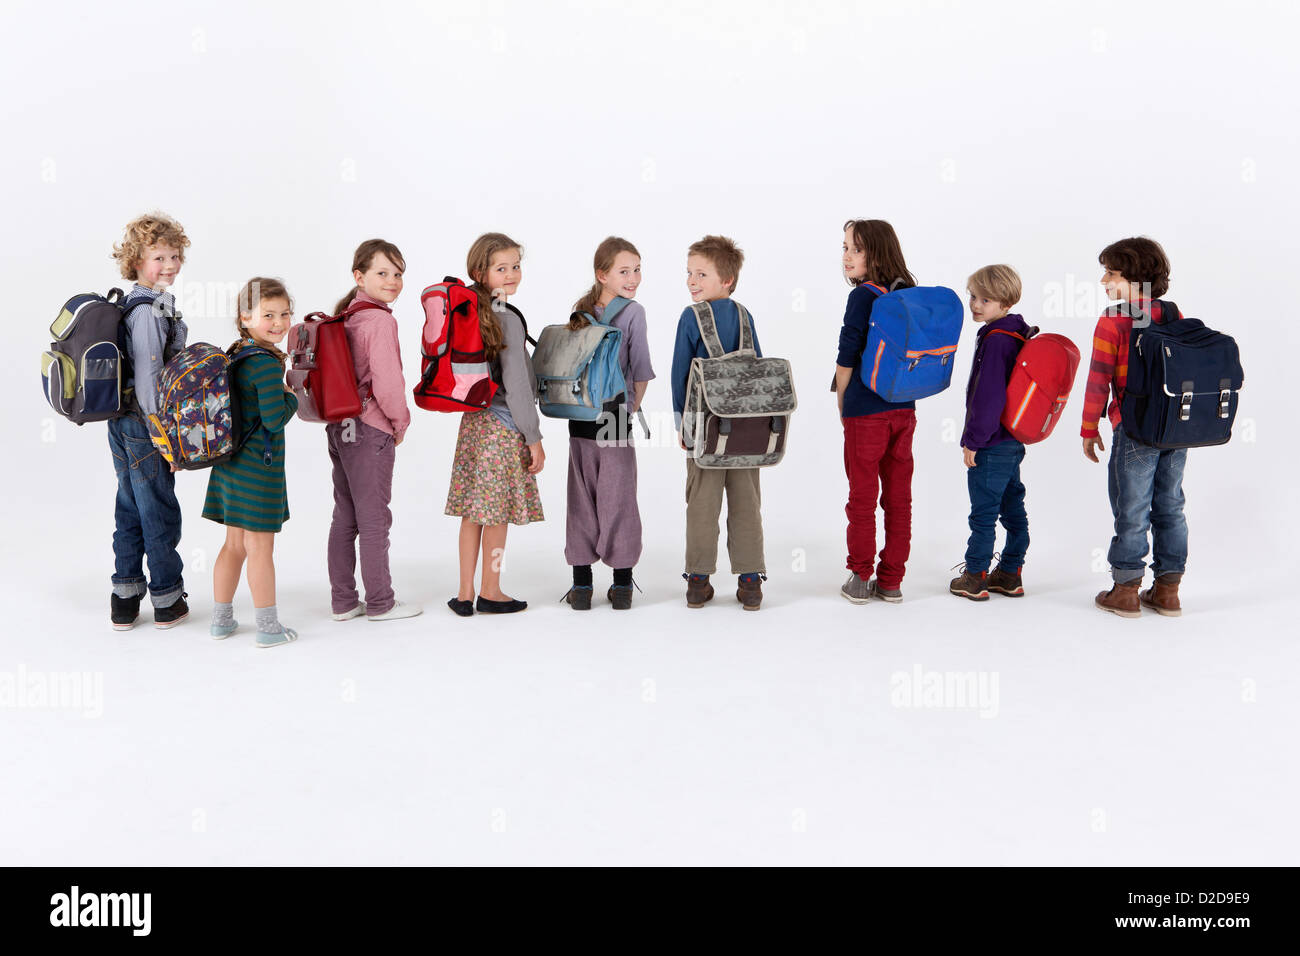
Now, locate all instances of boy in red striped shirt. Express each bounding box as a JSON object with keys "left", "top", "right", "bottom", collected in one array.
[{"left": 1082, "top": 237, "right": 1188, "bottom": 618}]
